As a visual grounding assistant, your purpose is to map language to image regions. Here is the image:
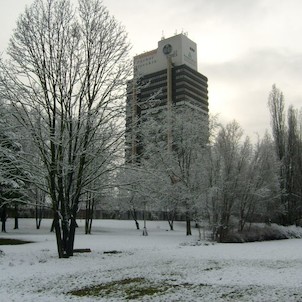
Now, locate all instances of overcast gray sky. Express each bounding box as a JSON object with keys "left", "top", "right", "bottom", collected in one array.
[{"left": 1, "top": 0, "right": 302, "bottom": 140}]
